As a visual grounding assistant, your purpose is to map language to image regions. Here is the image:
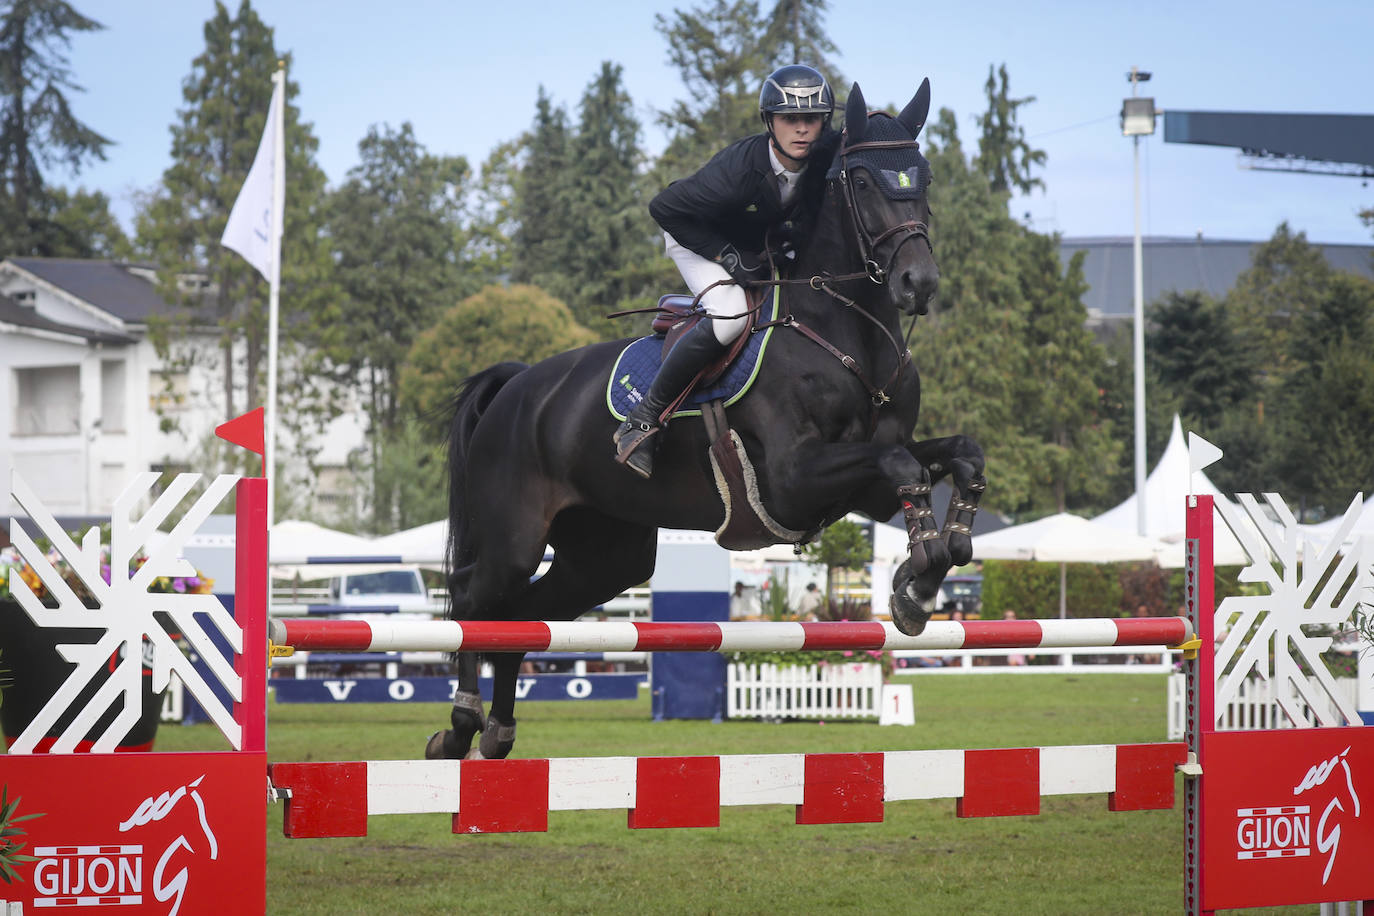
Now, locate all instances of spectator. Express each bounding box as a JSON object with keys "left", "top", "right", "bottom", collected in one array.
[
  {"left": 796, "top": 582, "right": 824, "bottom": 620},
  {"left": 730, "top": 581, "right": 750, "bottom": 619}
]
